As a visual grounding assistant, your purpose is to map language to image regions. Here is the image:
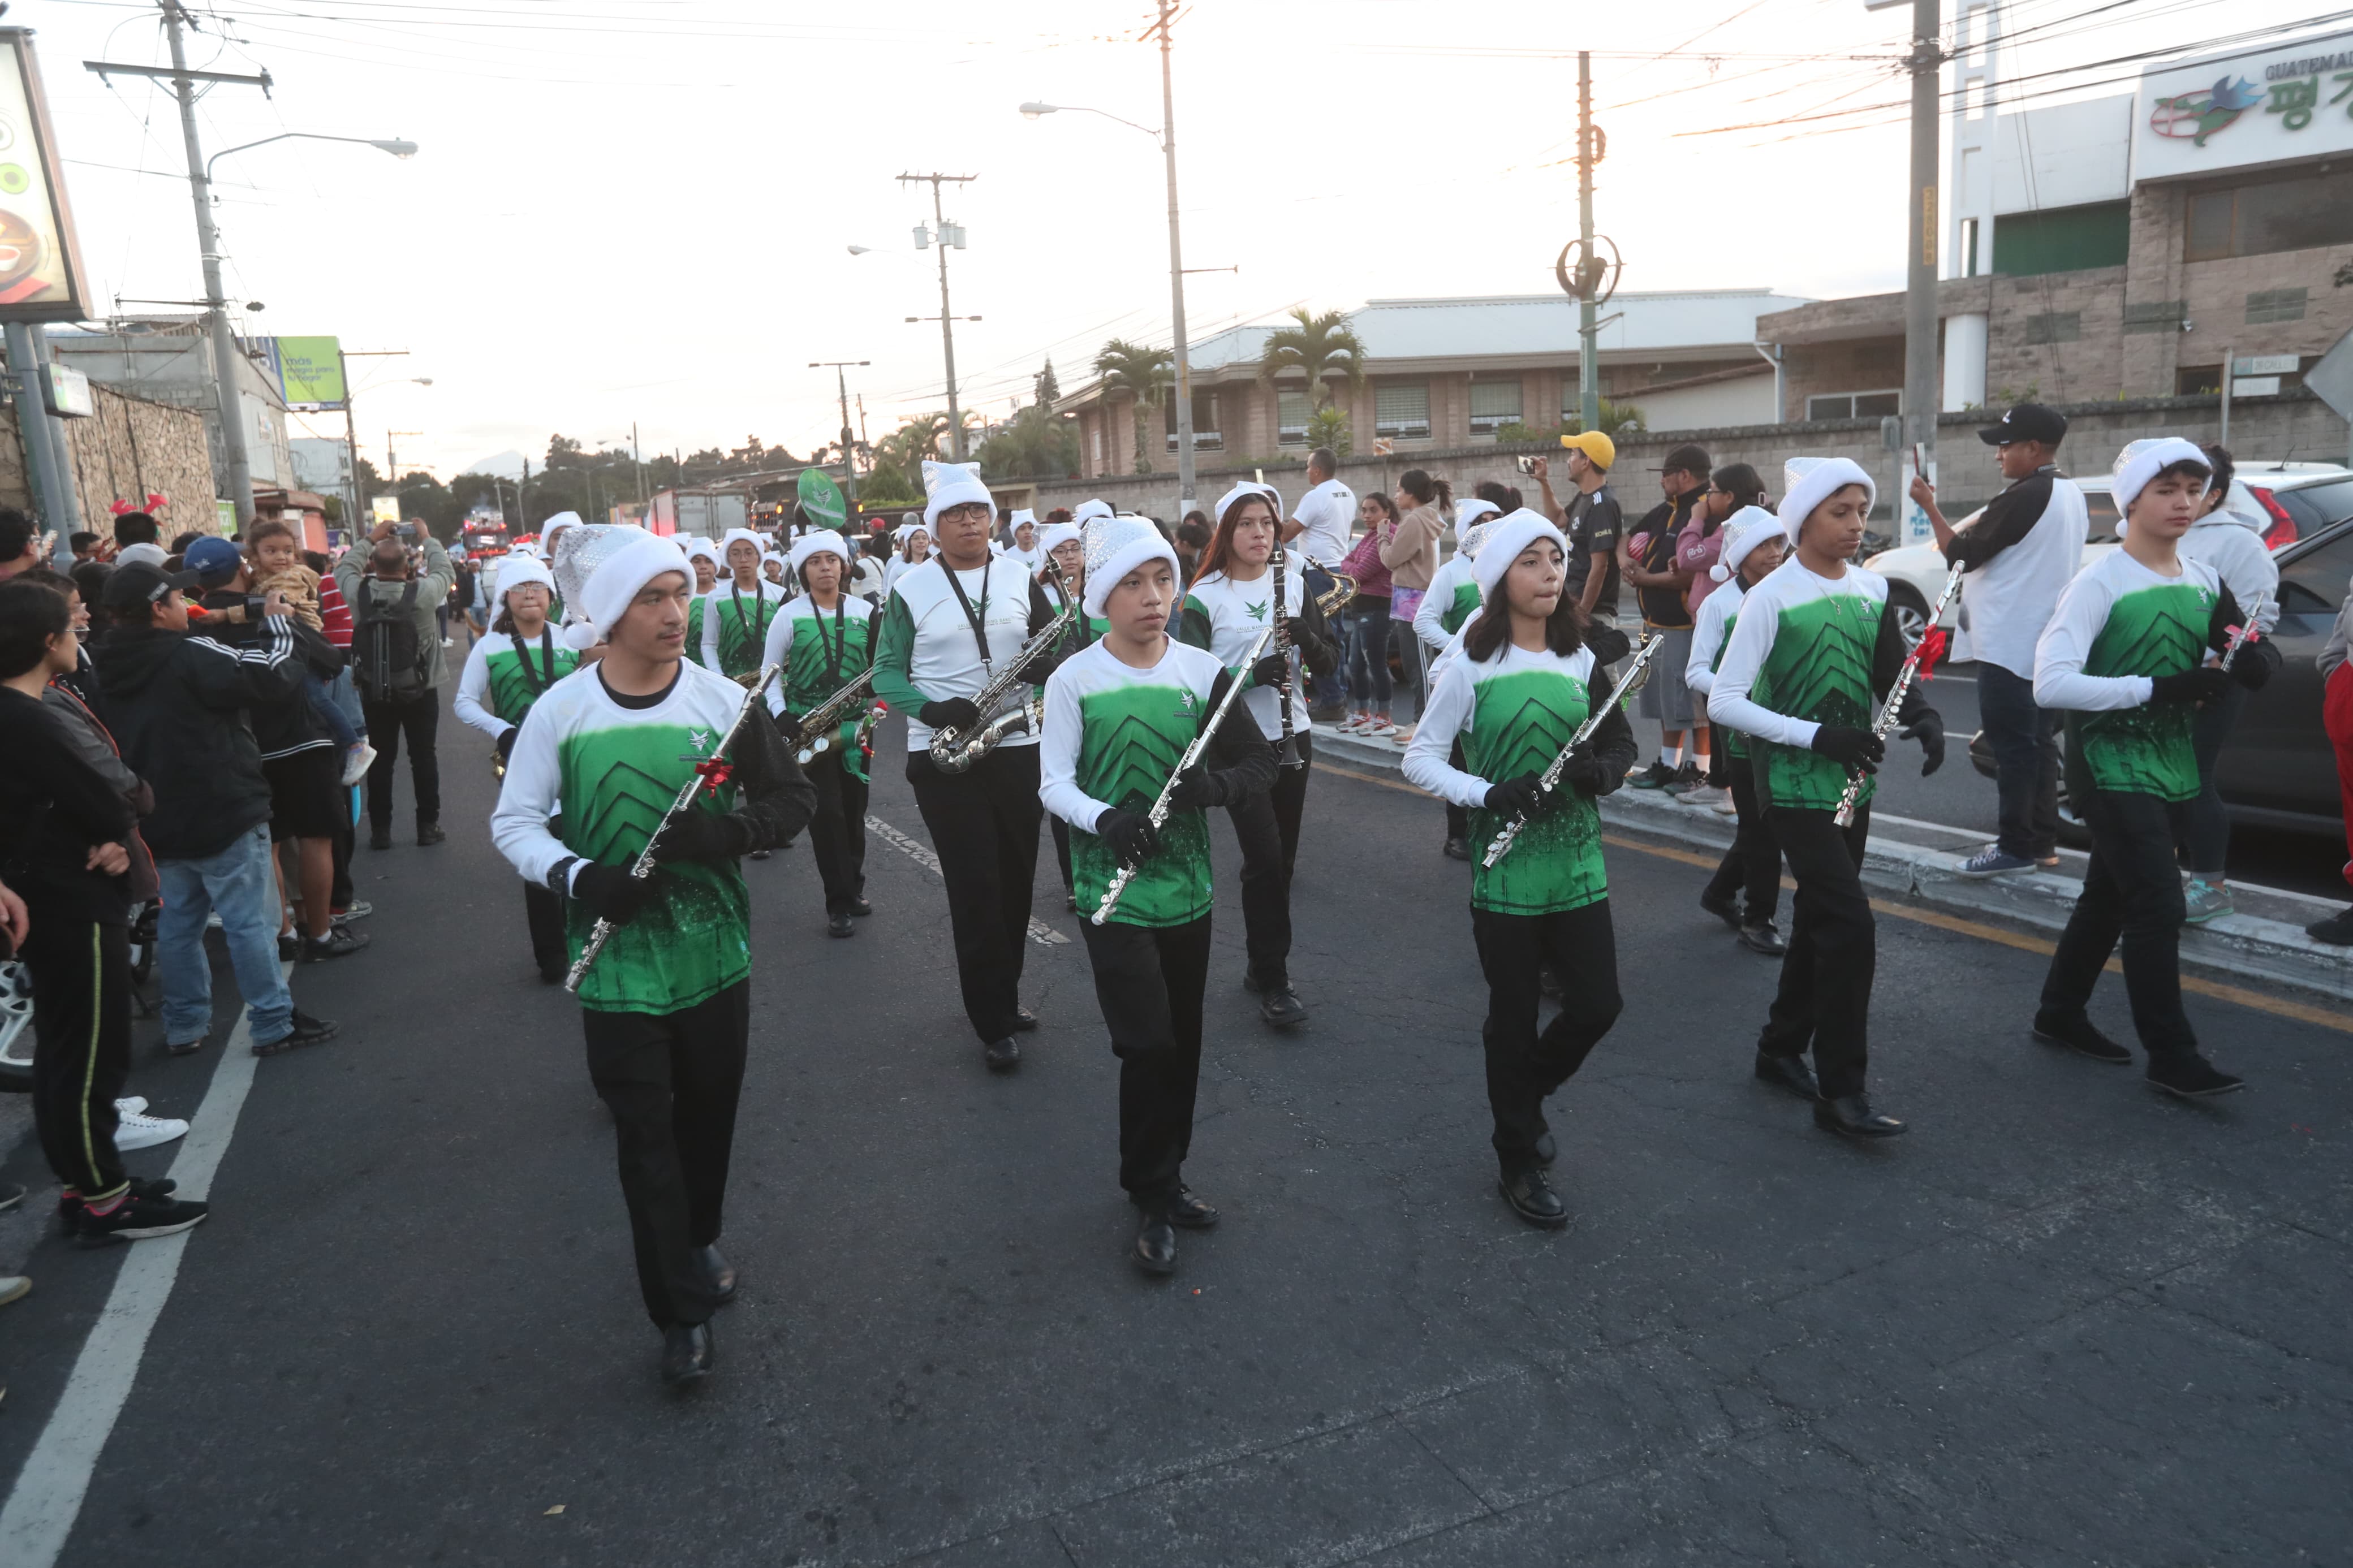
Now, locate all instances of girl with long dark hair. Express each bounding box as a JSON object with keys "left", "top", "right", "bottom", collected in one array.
[{"left": 1335, "top": 490, "right": 1399, "bottom": 737}]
